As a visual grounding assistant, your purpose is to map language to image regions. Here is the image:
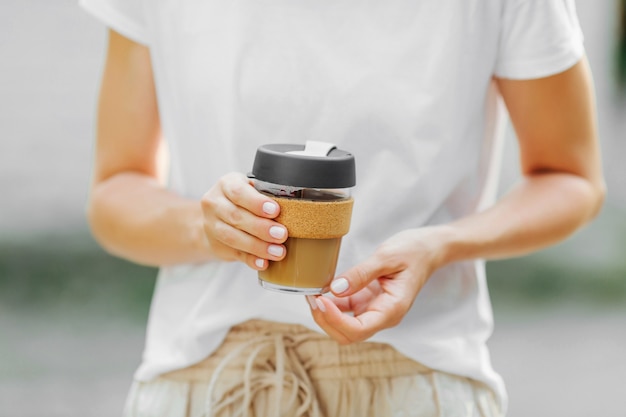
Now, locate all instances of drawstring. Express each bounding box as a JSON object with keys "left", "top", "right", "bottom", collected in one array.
[{"left": 204, "top": 333, "right": 320, "bottom": 417}]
